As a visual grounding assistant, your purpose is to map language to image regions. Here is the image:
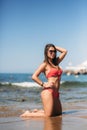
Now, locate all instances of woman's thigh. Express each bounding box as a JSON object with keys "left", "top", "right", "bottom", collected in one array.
[{"left": 41, "top": 90, "right": 54, "bottom": 117}]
